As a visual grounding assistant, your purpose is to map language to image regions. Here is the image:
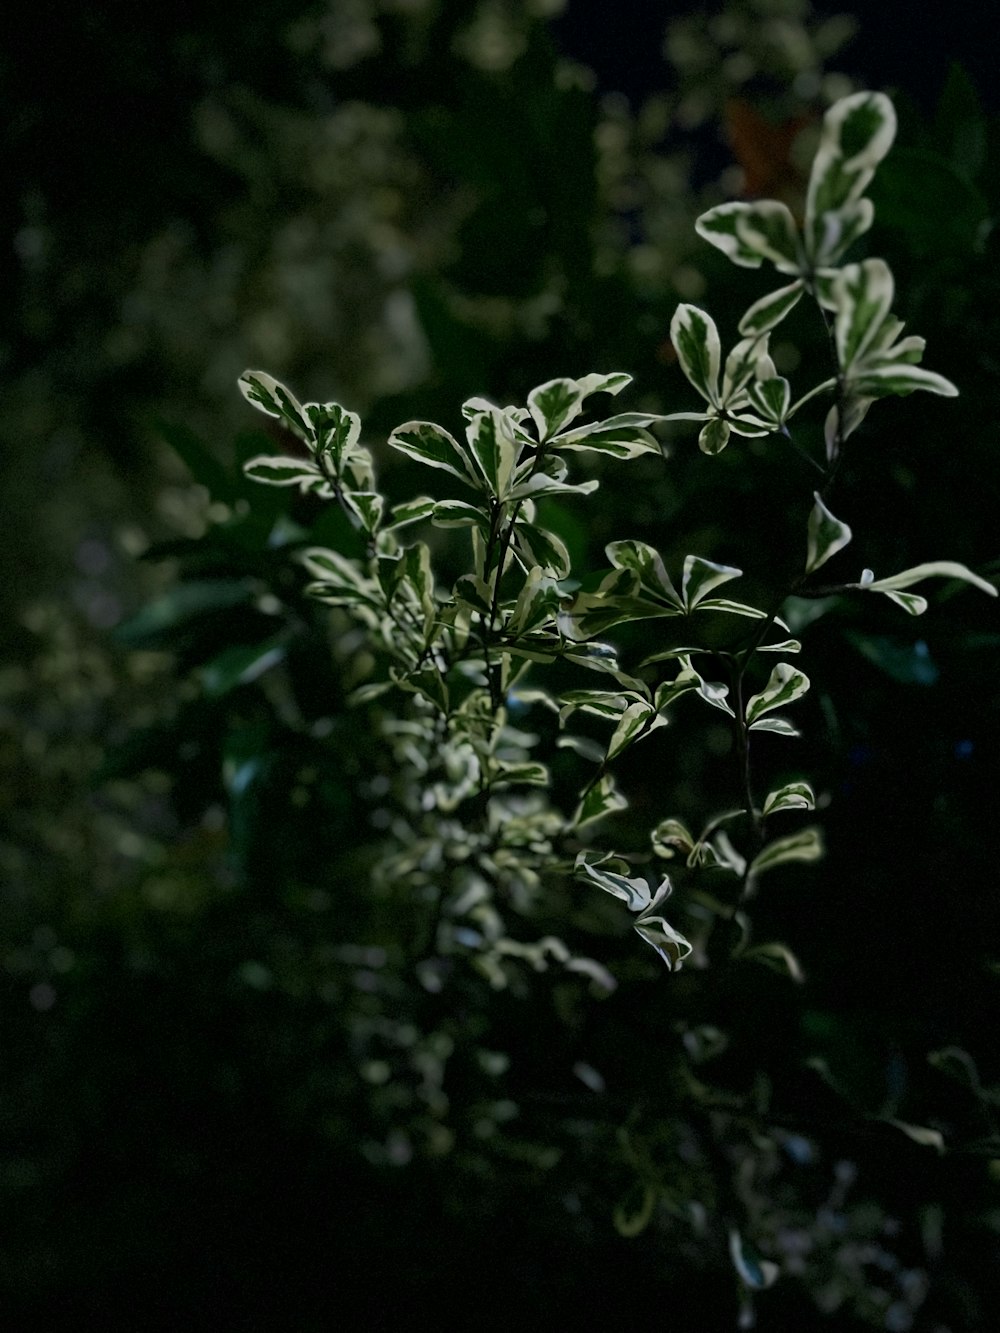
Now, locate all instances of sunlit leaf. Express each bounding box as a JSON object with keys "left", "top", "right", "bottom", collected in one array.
[
  {"left": 573, "top": 774, "right": 628, "bottom": 827},
  {"left": 750, "top": 827, "right": 823, "bottom": 874},
  {"left": 575, "top": 851, "right": 651, "bottom": 912},
  {"left": 745, "top": 663, "right": 810, "bottom": 726},
  {"left": 762, "top": 781, "right": 816, "bottom": 816},
  {"left": 682, "top": 555, "right": 742, "bottom": 610},
  {"left": 806, "top": 493, "right": 852, "bottom": 574}
]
